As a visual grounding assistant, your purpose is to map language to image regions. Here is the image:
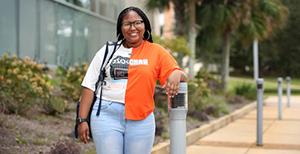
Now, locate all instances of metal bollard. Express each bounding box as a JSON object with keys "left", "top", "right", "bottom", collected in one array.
[
  {"left": 286, "top": 77, "right": 291, "bottom": 107},
  {"left": 277, "top": 77, "right": 283, "bottom": 120},
  {"left": 169, "top": 81, "right": 188, "bottom": 154},
  {"left": 256, "top": 78, "right": 264, "bottom": 146}
]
